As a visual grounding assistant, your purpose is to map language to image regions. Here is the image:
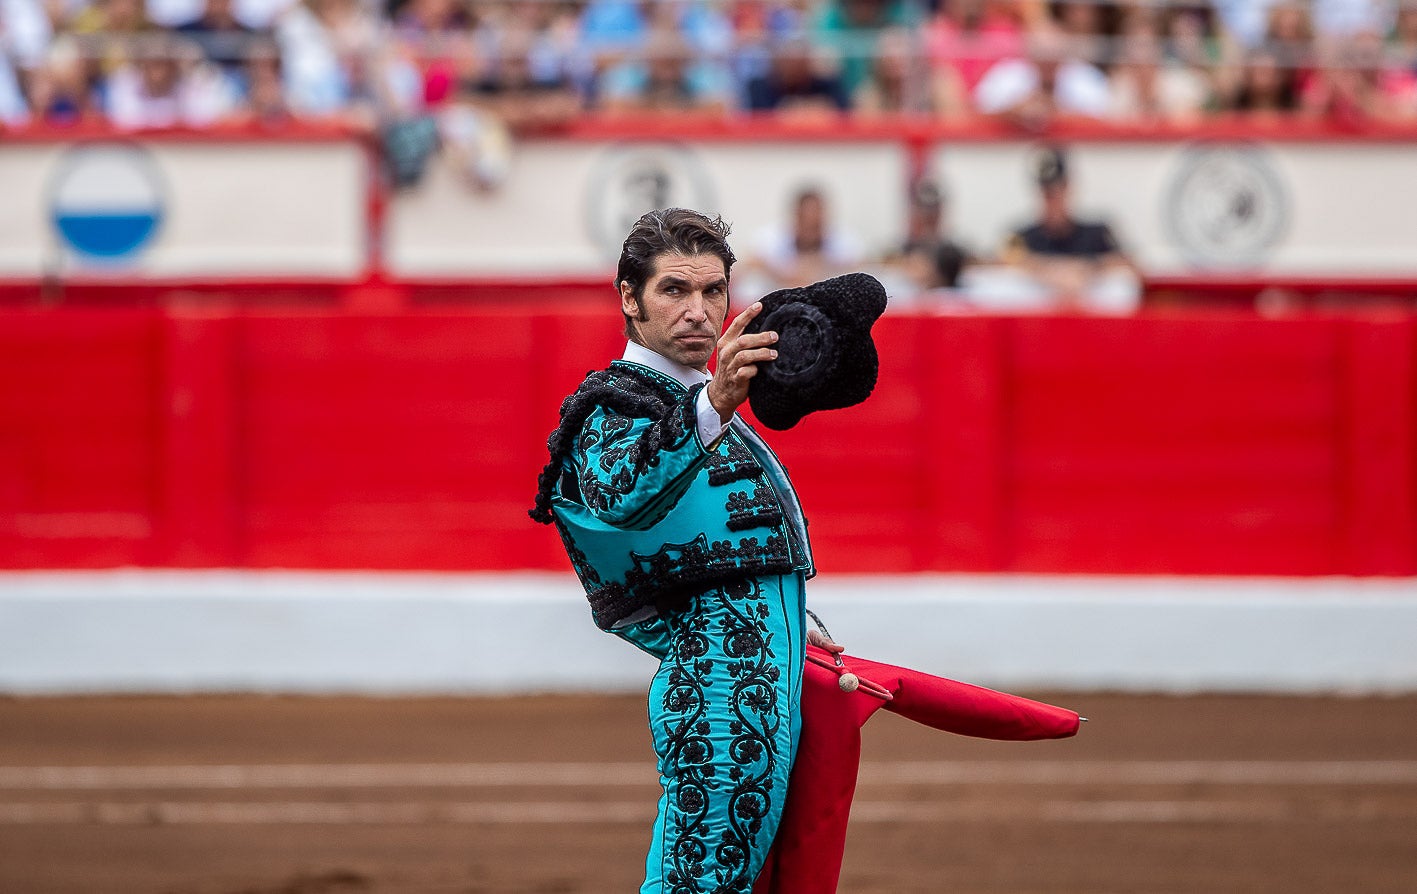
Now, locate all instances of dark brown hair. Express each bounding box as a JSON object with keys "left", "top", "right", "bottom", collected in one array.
[{"left": 615, "top": 208, "right": 736, "bottom": 333}]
